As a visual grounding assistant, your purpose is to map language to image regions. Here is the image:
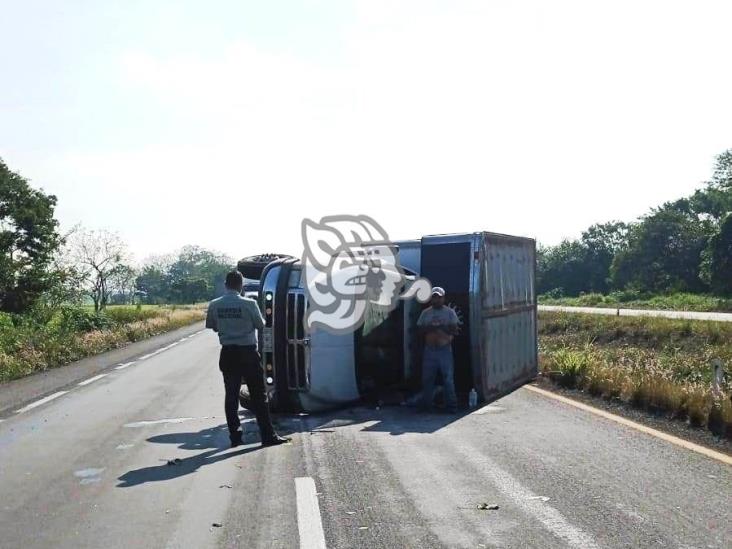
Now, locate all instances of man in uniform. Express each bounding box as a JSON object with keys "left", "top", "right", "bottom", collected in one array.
[
  {"left": 206, "top": 270, "right": 289, "bottom": 448},
  {"left": 417, "top": 286, "right": 460, "bottom": 413}
]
